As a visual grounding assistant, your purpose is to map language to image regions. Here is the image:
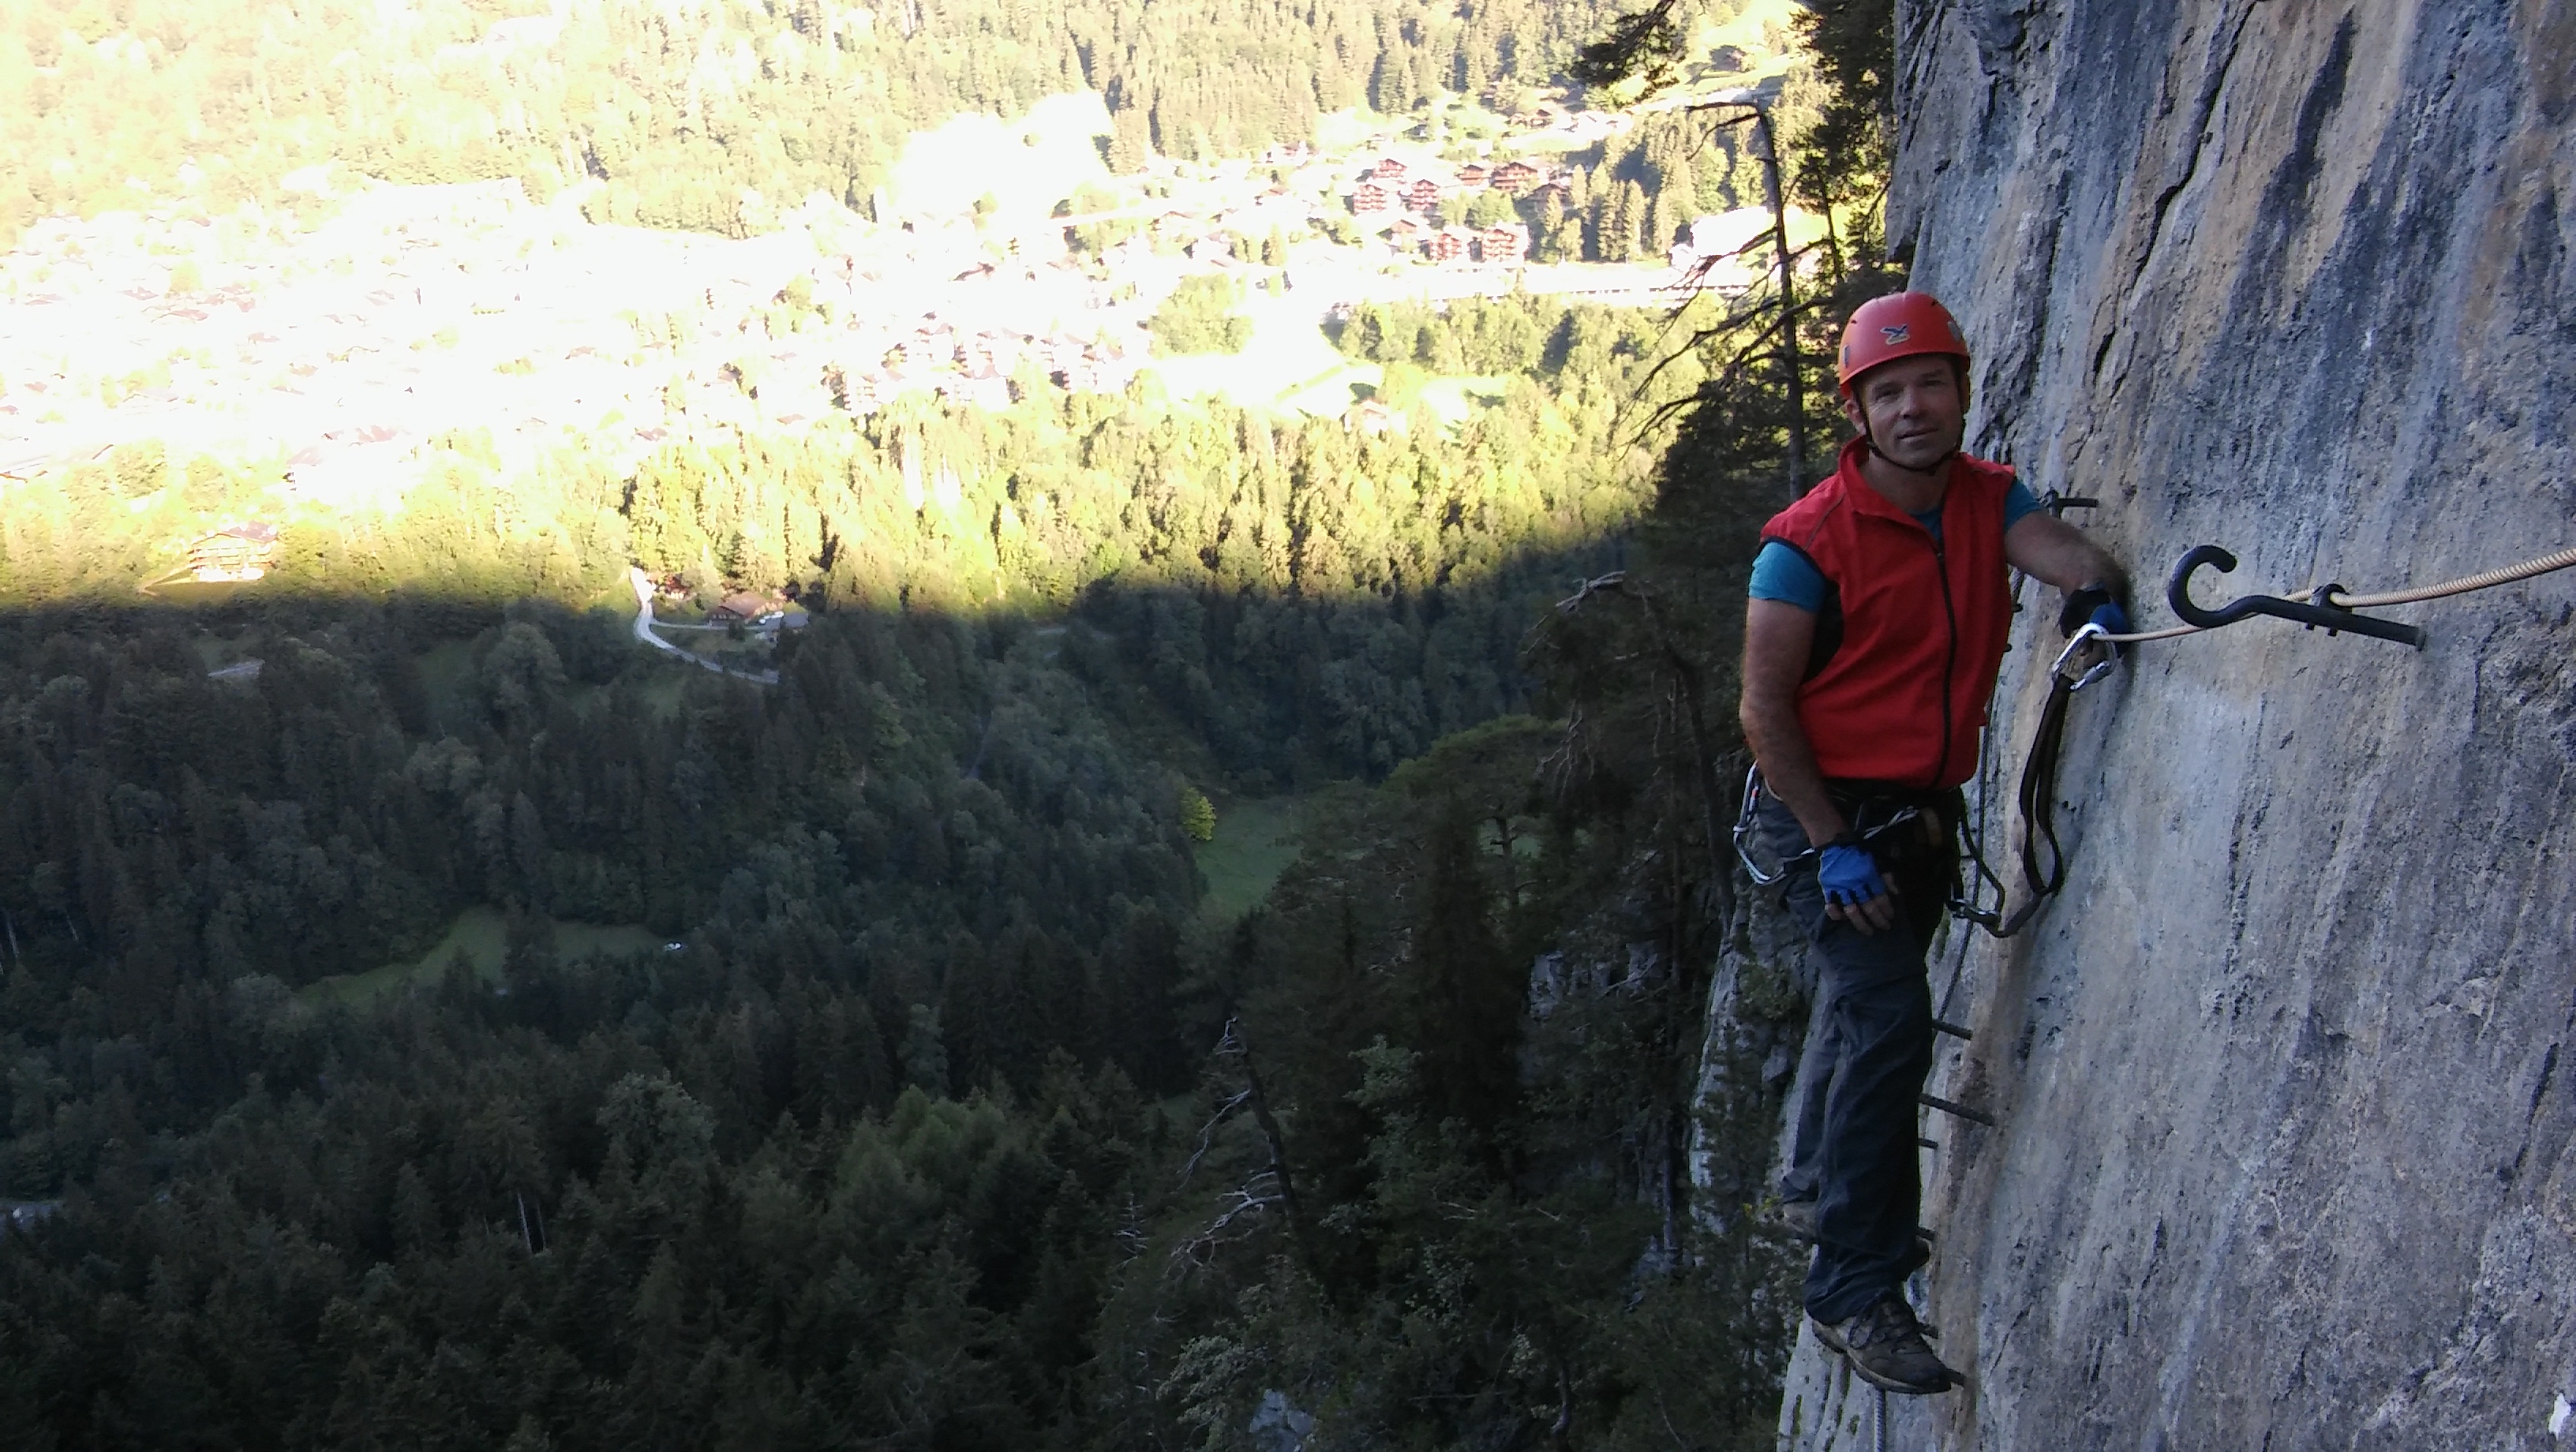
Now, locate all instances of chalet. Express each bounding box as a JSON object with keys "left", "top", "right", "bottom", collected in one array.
[
  {"left": 186, "top": 523, "right": 278, "bottom": 583},
  {"left": 1369, "top": 157, "right": 1408, "bottom": 181},
  {"left": 1529, "top": 180, "right": 1574, "bottom": 209},
  {"left": 1387, "top": 216, "right": 1424, "bottom": 248},
  {"left": 1487, "top": 160, "right": 1543, "bottom": 193},
  {"left": 1476, "top": 223, "right": 1529, "bottom": 264},
  {"left": 1350, "top": 182, "right": 1391, "bottom": 214},
  {"left": 711, "top": 591, "right": 770, "bottom": 625},
  {"left": 1427, "top": 227, "right": 1473, "bottom": 264},
  {"left": 1404, "top": 178, "right": 1443, "bottom": 210},
  {"left": 1457, "top": 163, "right": 1489, "bottom": 187}
]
